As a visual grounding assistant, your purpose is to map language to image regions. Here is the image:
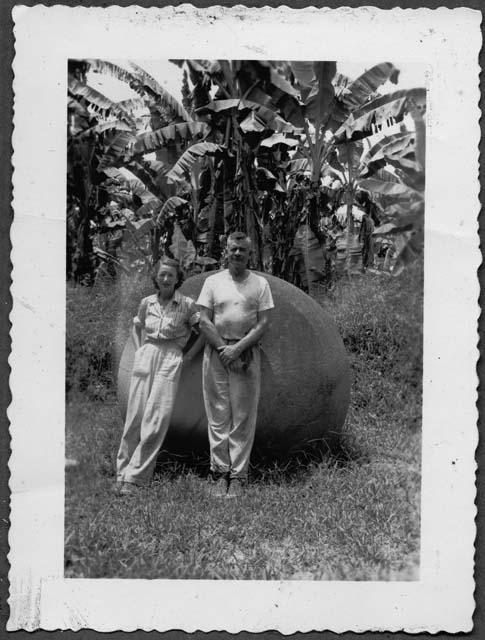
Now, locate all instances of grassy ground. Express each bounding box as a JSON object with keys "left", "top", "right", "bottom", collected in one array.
[{"left": 65, "top": 263, "right": 422, "bottom": 580}]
